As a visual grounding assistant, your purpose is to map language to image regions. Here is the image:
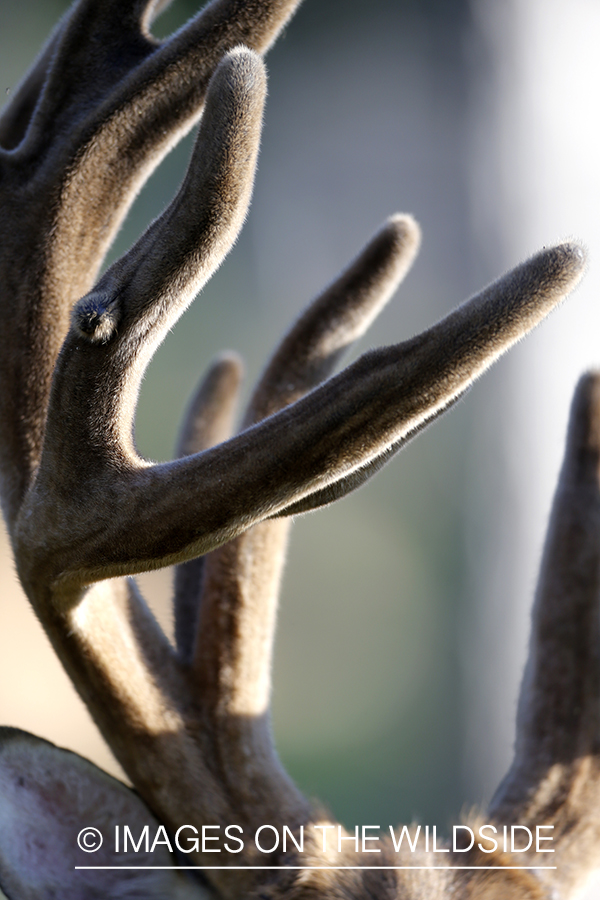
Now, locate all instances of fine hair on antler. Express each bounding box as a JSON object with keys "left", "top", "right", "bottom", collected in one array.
[{"left": 0, "top": 1, "right": 596, "bottom": 899}]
